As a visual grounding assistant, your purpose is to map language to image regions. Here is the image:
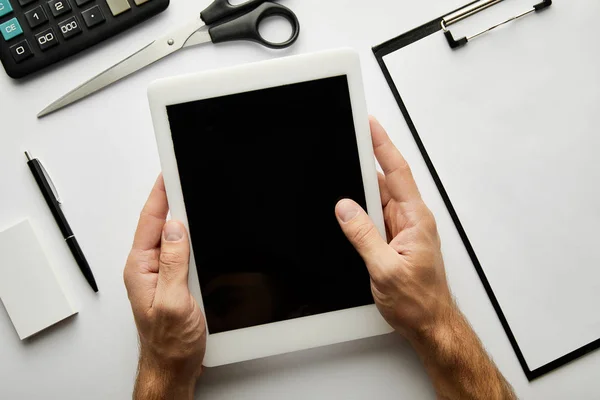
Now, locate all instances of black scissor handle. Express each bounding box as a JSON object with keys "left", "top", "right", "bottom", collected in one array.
[
  {"left": 208, "top": 2, "right": 300, "bottom": 50},
  {"left": 201, "top": 0, "right": 270, "bottom": 25}
]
